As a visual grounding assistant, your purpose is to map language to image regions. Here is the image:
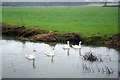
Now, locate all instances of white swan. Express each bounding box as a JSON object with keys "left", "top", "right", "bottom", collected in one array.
[
  {"left": 26, "top": 50, "right": 36, "bottom": 60},
  {"left": 72, "top": 41, "right": 81, "bottom": 49},
  {"left": 62, "top": 41, "right": 70, "bottom": 49},
  {"left": 46, "top": 48, "right": 54, "bottom": 56}
]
